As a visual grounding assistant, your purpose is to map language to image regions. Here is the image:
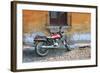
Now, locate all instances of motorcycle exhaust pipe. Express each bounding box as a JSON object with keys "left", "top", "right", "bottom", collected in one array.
[{"left": 41, "top": 45, "right": 54, "bottom": 48}]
